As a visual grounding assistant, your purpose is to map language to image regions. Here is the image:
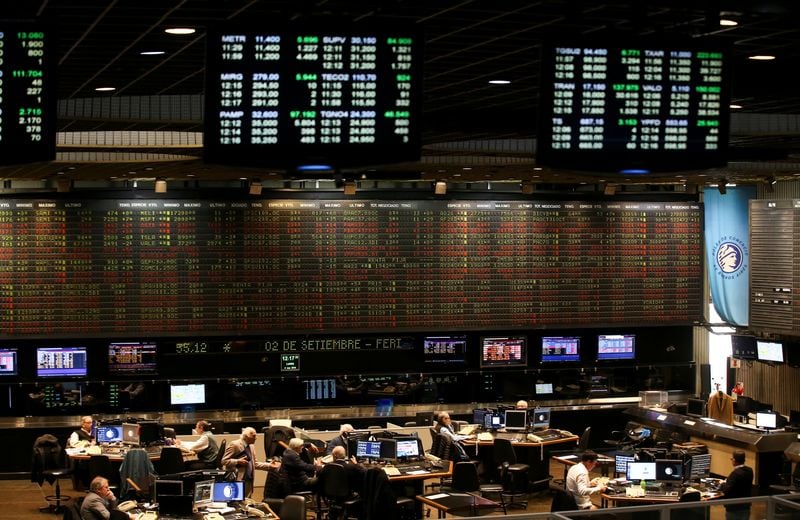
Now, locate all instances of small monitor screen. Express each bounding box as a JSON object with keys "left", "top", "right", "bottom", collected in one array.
[
  {"left": 731, "top": 335, "right": 757, "bottom": 360},
  {"left": 485, "top": 413, "right": 504, "bottom": 430},
  {"left": 541, "top": 337, "right": 580, "bottom": 362},
  {"left": 626, "top": 461, "right": 656, "bottom": 481},
  {"left": 597, "top": 334, "right": 635, "bottom": 360},
  {"left": 535, "top": 383, "right": 554, "bottom": 395},
  {"left": 121, "top": 423, "right": 140, "bottom": 446},
  {"left": 615, "top": 453, "right": 636, "bottom": 475},
  {"left": 304, "top": 378, "right": 336, "bottom": 401},
  {"left": 480, "top": 336, "right": 527, "bottom": 367},
  {"left": 170, "top": 383, "right": 206, "bottom": 406},
  {"left": 36, "top": 347, "right": 88, "bottom": 378},
  {"left": 756, "top": 411, "right": 778, "bottom": 429},
  {"left": 355, "top": 440, "right": 382, "bottom": 459},
  {"left": 756, "top": 341, "right": 784, "bottom": 363},
  {"left": 689, "top": 453, "right": 711, "bottom": 480},
  {"left": 790, "top": 410, "right": 800, "bottom": 426},
  {"left": 0, "top": 349, "right": 18, "bottom": 375},
  {"left": 504, "top": 409, "right": 528, "bottom": 431},
  {"left": 532, "top": 408, "right": 551, "bottom": 430},
  {"left": 193, "top": 479, "right": 215, "bottom": 509},
  {"left": 686, "top": 398, "right": 706, "bottom": 418},
  {"left": 213, "top": 481, "right": 245, "bottom": 502},
  {"left": 395, "top": 438, "right": 421, "bottom": 459},
  {"left": 154, "top": 480, "right": 184, "bottom": 500},
  {"left": 655, "top": 459, "right": 683, "bottom": 482},
  {"left": 138, "top": 421, "right": 163, "bottom": 445},
  {"left": 423, "top": 335, "right": 467, "bottom": 364},
  {"left": 473, "top": 409, "right": 490, "bottom": 425},
  {"left": 95, "top": 425, "right": 124, "bottom": 444},
  {"left": 108, "top": 342, "right": 158, "bottom": 374}
]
